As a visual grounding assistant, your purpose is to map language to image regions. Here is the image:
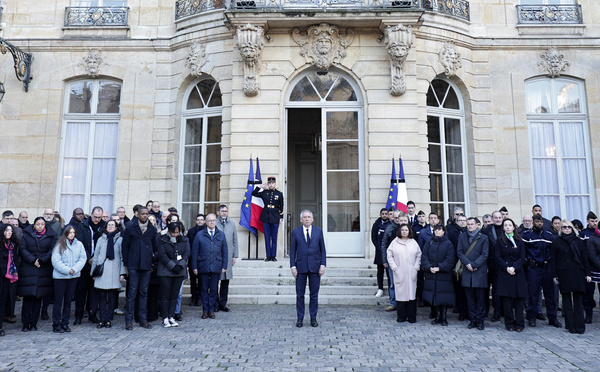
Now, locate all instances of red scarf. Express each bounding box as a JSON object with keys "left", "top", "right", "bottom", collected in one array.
[{"left": 4, "top": 242, "right": 18, "bottom": 283}]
